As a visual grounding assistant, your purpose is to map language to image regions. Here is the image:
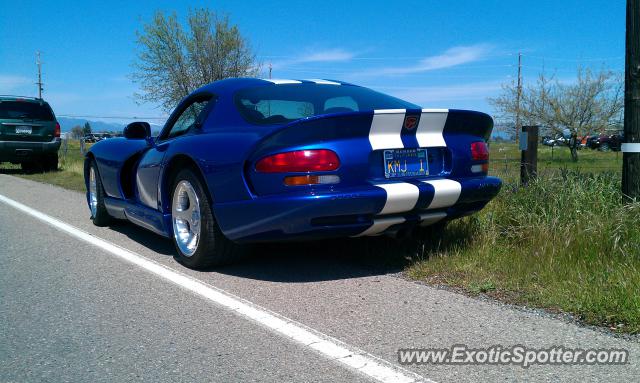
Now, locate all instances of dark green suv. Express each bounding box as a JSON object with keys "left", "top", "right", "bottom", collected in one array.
[{"left": 0, "top": 96, "right": 61, "bottom": 171}]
